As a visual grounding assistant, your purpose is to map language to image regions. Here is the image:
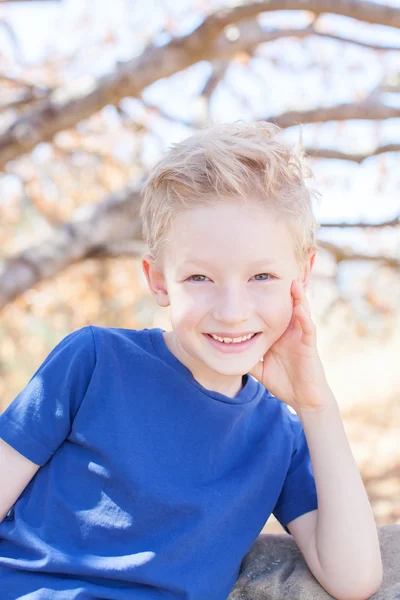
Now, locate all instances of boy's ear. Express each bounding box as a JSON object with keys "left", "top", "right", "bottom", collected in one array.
[
  {"left": 141, "top": 253, "right": 170, "bottom": 307},
  {"left": 302, "top": 250, "right": 316, "bottom": 291}
]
